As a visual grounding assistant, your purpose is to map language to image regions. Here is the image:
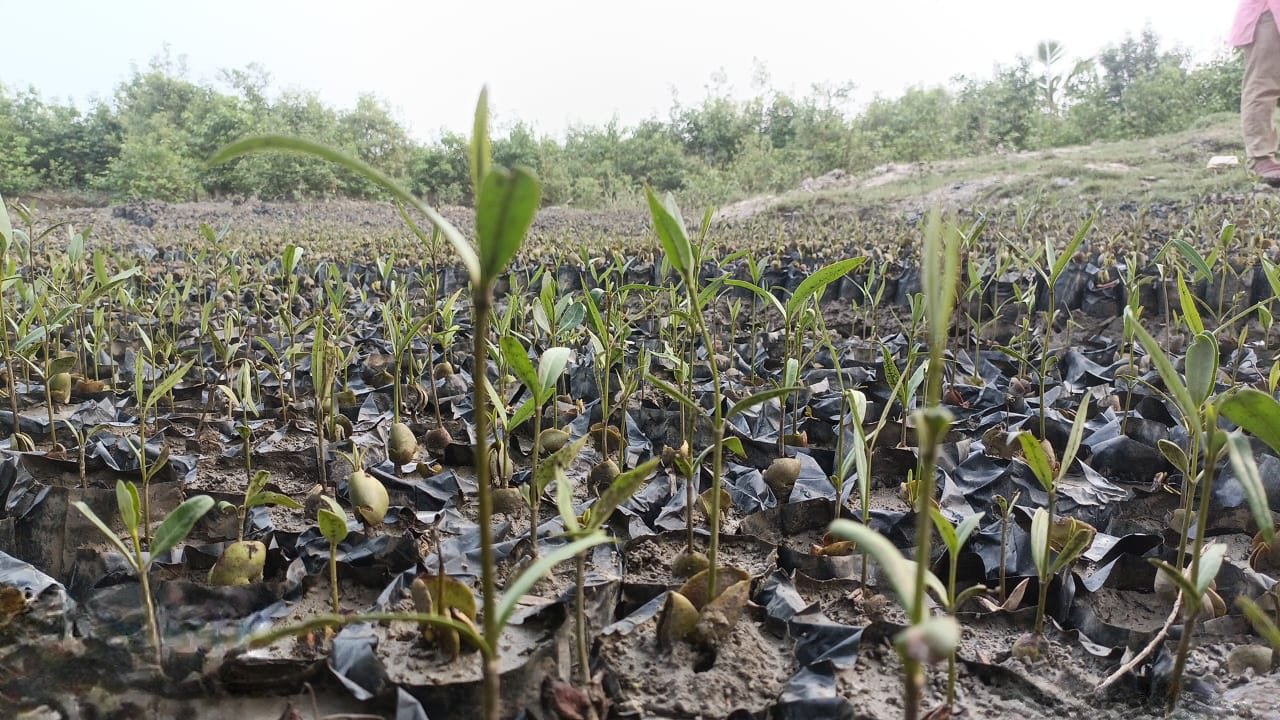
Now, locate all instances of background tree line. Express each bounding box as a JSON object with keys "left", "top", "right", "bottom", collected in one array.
[{"left": 0, "top": 29, "right": 1243, "bottom": 208}]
